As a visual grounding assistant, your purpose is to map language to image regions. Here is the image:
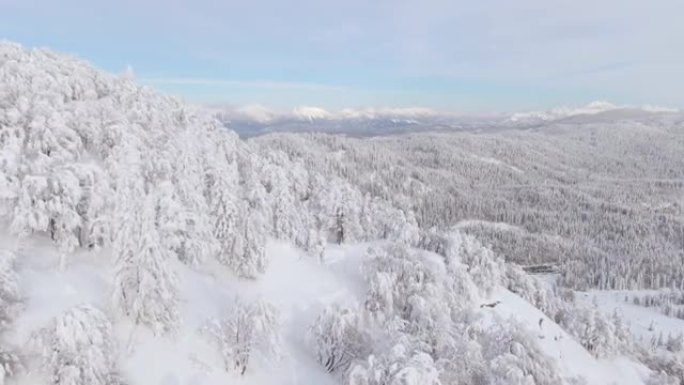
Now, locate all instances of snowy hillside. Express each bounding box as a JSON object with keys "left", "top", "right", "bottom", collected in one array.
[
  {"left": 1, "top": 41, "right": 683, "bottom": 385},
  {"left": 0, "top": 232, "right": 667, "bottom": 385},
  {"left": 252, "top": 124, "right": 684, "bottom": 291}
]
